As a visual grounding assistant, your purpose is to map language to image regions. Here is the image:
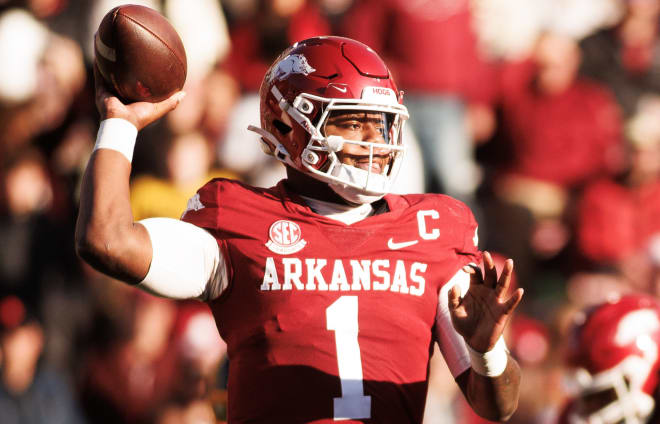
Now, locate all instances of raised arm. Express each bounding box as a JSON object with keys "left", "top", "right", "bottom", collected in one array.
[
  {"left": 74, "top": 64, "right": 185, "bottom": 283},
  {"left": 450, "top": 252, "right": 524, "bottom": 422}
]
